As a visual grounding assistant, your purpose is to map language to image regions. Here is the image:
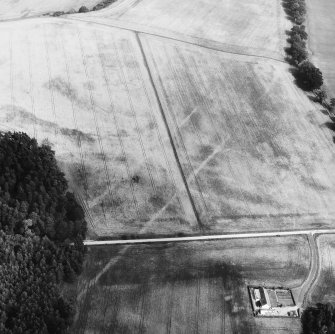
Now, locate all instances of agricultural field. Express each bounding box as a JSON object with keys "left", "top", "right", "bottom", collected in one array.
[
  {"left": 306, "top": 0, "right": 335, "bottom": 95},
  {"left": 71, "top": 236, "right": 309, "bottom": 333},
  {"left": 0, "top": 19, "right": 199, "bottom": 239},
  {"left": 83, "top": 0, "right": 290, "bottom": 60},
  {"left": 1, "top": 15, "right": 335, "bottom": 238},
  {"left": 309, "top": 234, "right": 335, "bottom": 305},
  {"left": 142, "top": 35, "right": 335, "bottom": 233},
  {"left": 0, "top": 0, "right": 102, "bottom": 20}
]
